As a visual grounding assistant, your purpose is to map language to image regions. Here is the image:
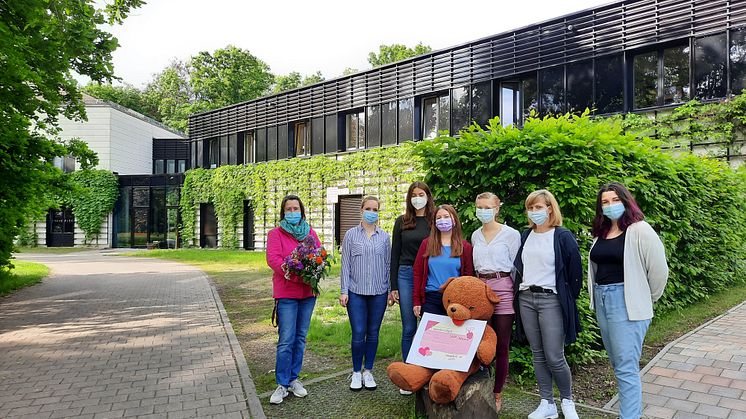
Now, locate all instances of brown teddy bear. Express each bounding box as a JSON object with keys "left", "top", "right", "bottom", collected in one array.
[{"left": 387, "top": 276, "right": 499, "bottom": 404}]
